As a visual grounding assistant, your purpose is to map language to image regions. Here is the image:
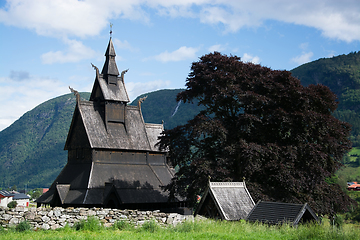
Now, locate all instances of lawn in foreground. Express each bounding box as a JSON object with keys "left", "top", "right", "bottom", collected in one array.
[{"left": 0, "top": 218, "right": 359, "bottom": 240}]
